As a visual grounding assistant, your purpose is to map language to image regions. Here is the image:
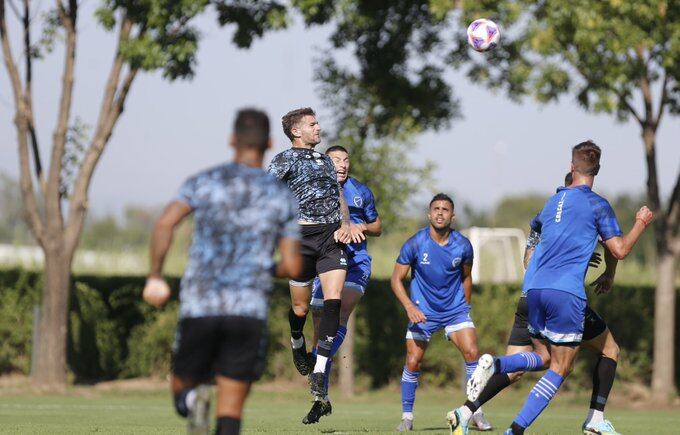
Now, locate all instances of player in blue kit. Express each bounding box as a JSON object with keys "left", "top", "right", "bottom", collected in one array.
[
  {"left": 464, "top": 141, "right": 653, "bottom": 435},
  {"left": 304, "top": 145, "right": 382, "bottom": 424},
  {"left": 391, "top": 193, "right": 492, "bottom": 432}
]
